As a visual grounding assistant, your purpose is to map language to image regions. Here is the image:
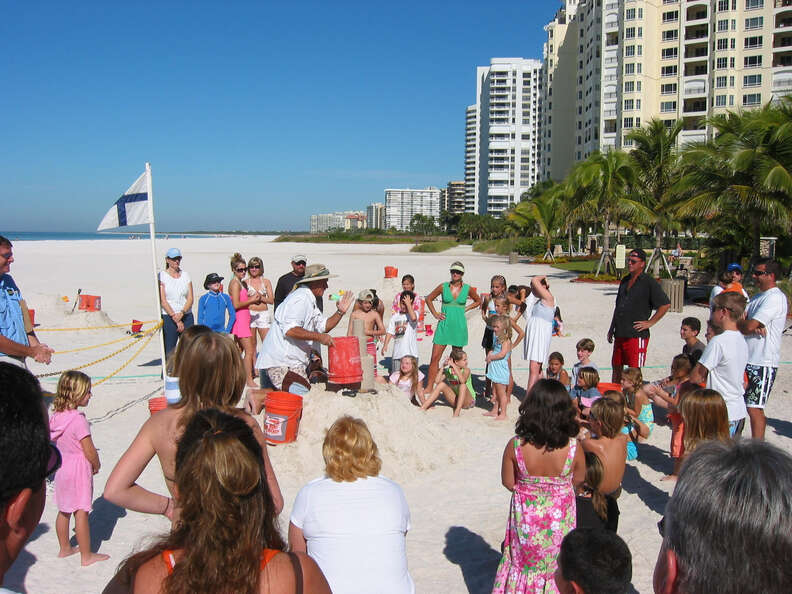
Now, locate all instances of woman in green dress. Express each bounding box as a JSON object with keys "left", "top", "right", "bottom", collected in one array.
[{"left": 424, "top": 261, "right": 481, "bottom": 392}]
